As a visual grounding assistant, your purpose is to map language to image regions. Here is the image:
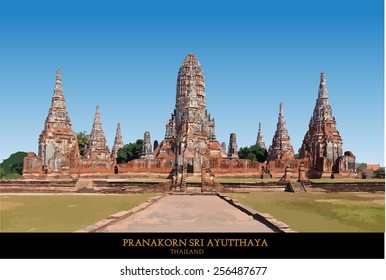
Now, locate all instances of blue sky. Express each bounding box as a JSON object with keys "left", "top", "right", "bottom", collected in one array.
[{"left": 0, "top": 0, "right": 384, "bottom": 166}]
